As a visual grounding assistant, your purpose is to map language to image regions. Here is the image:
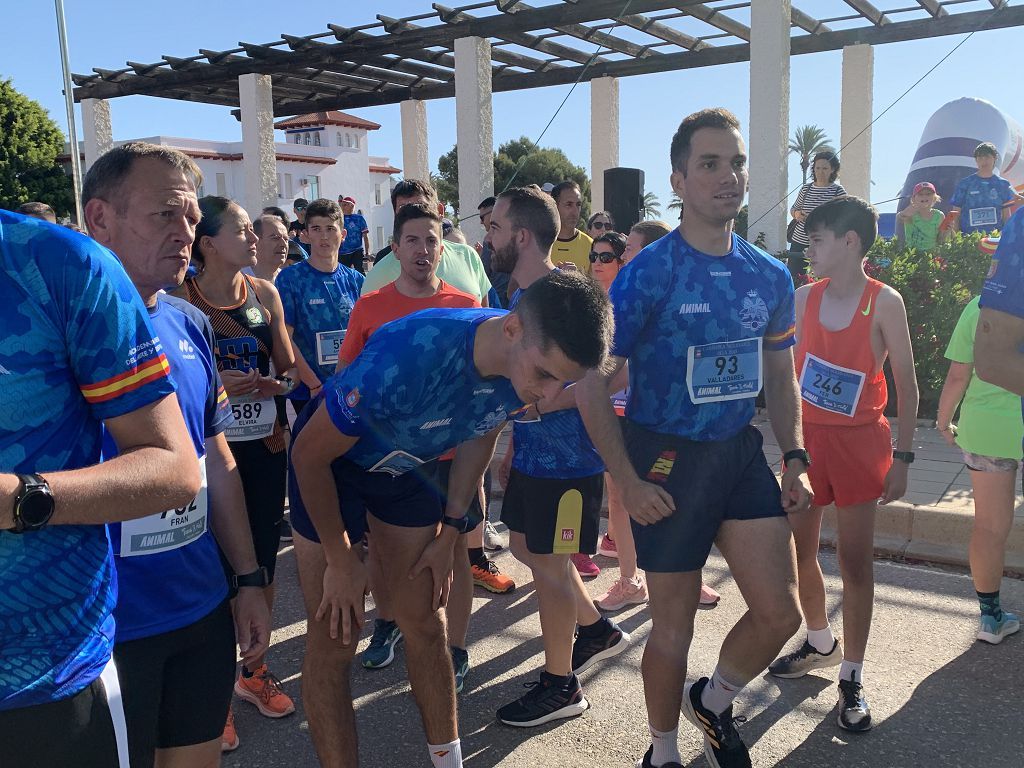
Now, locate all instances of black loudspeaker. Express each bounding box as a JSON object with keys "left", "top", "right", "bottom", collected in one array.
[{"left": 603, "top": 167, "right": 645, "bottom": 235}]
